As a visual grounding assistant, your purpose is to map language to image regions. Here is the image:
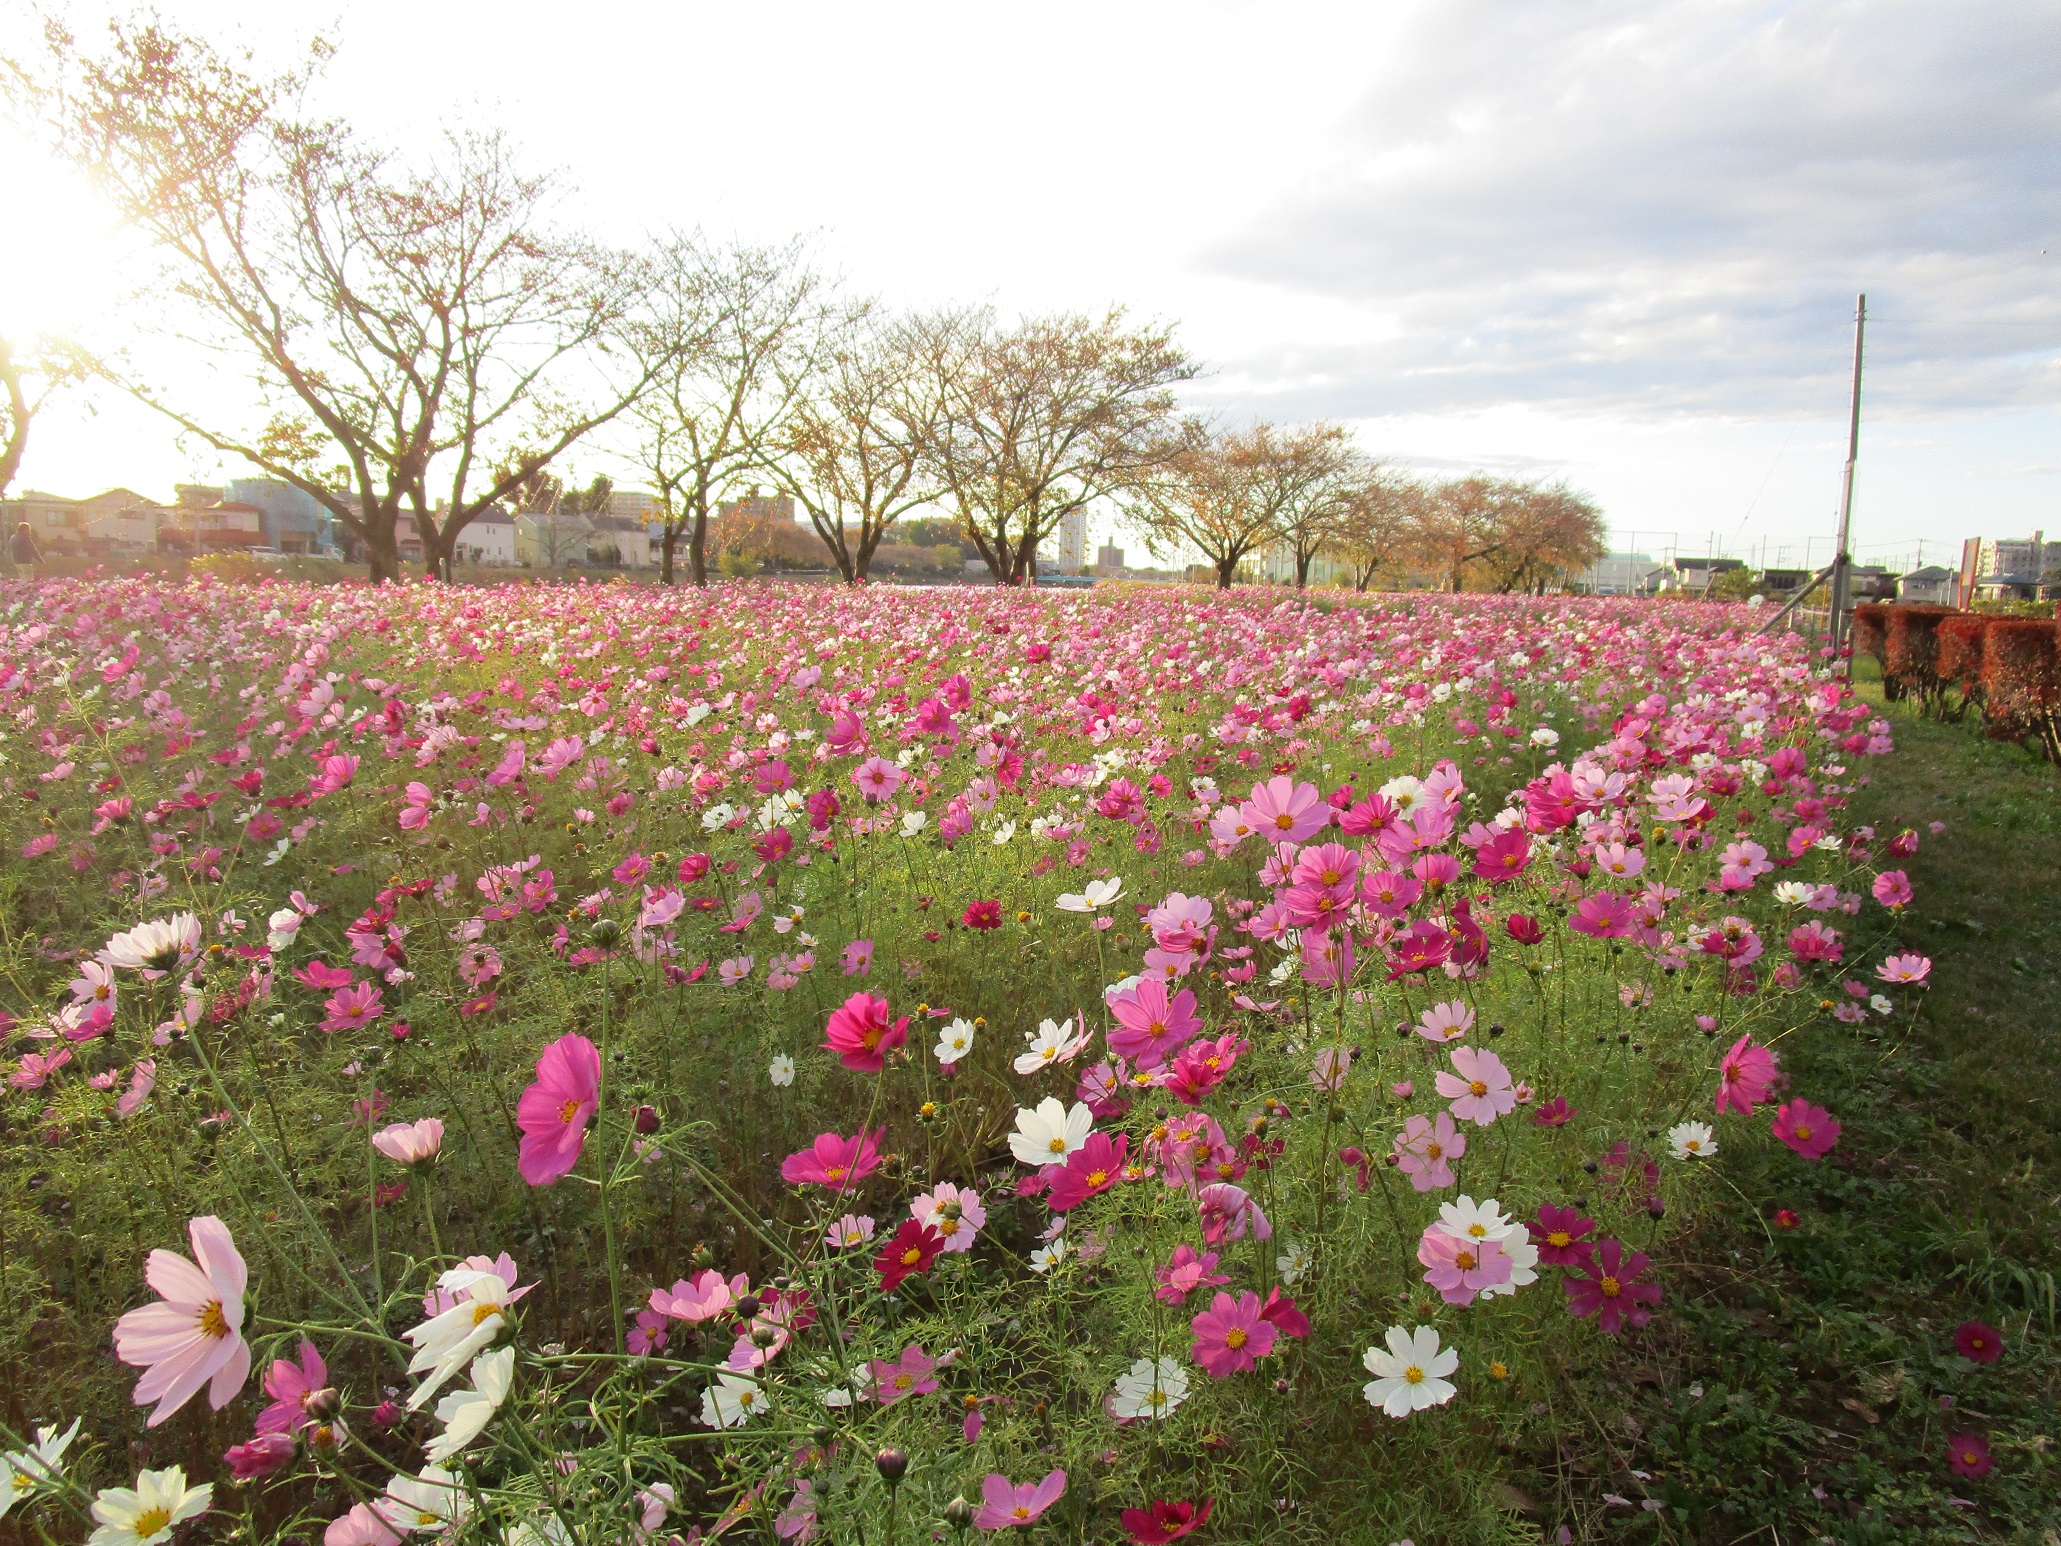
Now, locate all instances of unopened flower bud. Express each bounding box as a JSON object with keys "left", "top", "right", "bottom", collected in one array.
[
  {"left": 944, "top": 1496, "right": 976, "bottom": 1531},
  {"left": 633, "top": 1104, "right": 660, "bottom": 1134},
  {"left": 874, "top": 1446, "right": 909, "bottom": 1484}
]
